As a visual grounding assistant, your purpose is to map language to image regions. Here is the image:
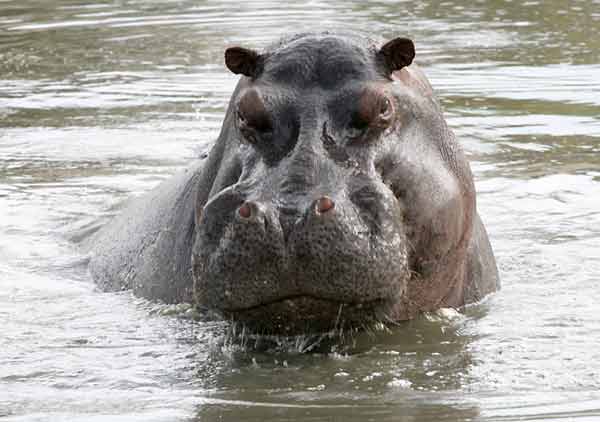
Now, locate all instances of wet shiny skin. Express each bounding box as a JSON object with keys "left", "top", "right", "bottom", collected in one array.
[{"left": 1, "top": 1, "right": 600, "bottom": 421}]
